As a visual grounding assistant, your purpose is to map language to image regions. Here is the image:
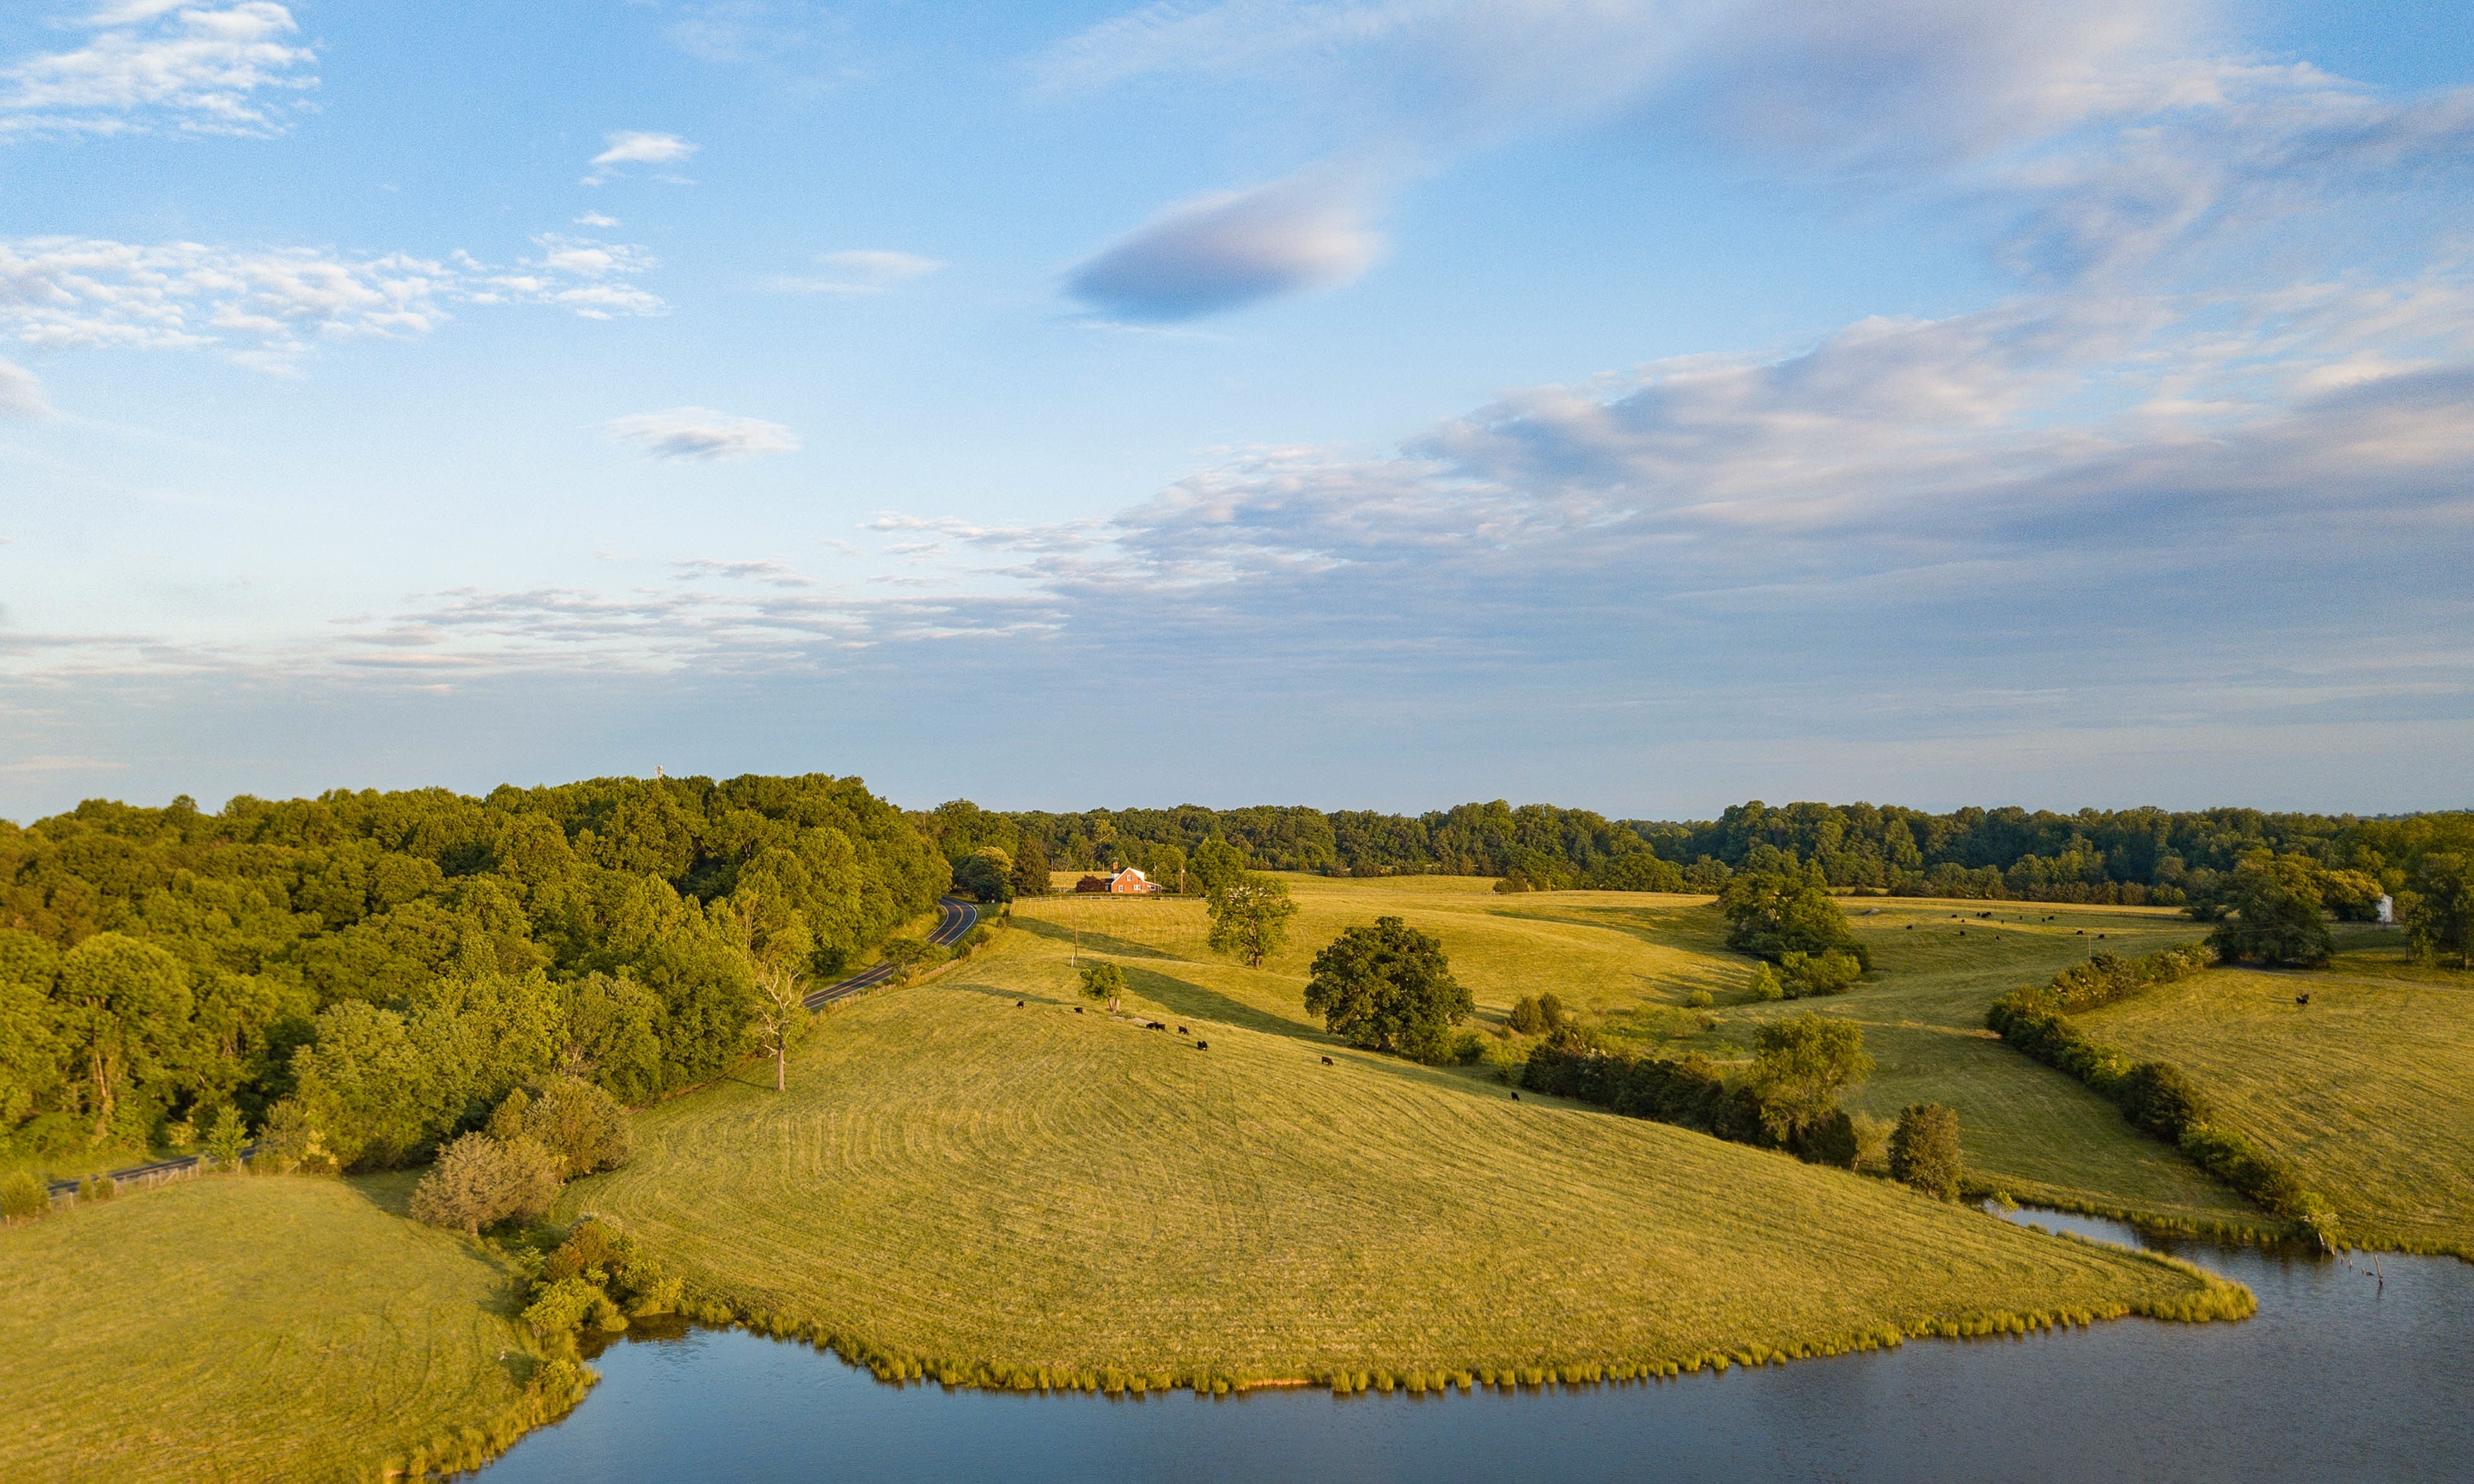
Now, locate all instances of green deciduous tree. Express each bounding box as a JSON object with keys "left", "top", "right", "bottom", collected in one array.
[
  {"left": 202, "top": 1105, "right": 248, "bottom": 1171},
  {"left": 522, "top": 1076, "right": 631, "bottom": 1177},
  {"left": 2207, "top": 854, "right": 2334, "bottom": 968},
  {"left": 1888, "top": 1103, "right": 1963, "bottom": 1200},
  {"left": 55, "top": 933, "right": 192, "bottom": 1146},
  {"left": 409, "top": 1131, "right": 562, "bottom": 1233},
  {"left": 1190, "top": 839, "right": 1249, "bottom": 897},
  {"left": 1748, "top": 1012, "right": 1873, "bottom": 1142},
  {"left": 1079, "top": 960, "right": 1124, "bottom": 1012},
  {"left": 1205, "top": 872, "right": 1296, "bottom": 969},
  {"left": 952, "top": 848, "right": 1015, "bottom": 904},
  {"left": 1717, "top": 873, "right": 1870, "bottom": 969},
  {"left": 2403, "top": 853, "right": 2473, "bottom": 968},
  {"left": 1303, "top": 917, "right": 1473, "bottom": 1063}
]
